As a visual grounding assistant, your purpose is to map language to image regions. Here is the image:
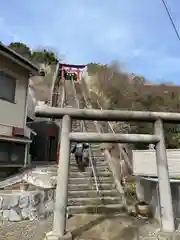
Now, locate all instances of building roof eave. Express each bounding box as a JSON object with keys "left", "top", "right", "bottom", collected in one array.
[{"left": 0, "top": 44, "right": 39, "bottom": 75}]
